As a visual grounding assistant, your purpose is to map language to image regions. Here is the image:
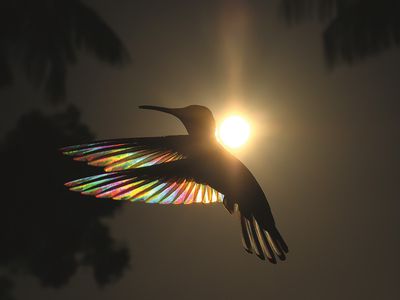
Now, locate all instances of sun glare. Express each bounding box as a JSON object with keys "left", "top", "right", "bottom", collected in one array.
[{"left": 217, "top": 115, "right": 250, "bottom": 149}]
